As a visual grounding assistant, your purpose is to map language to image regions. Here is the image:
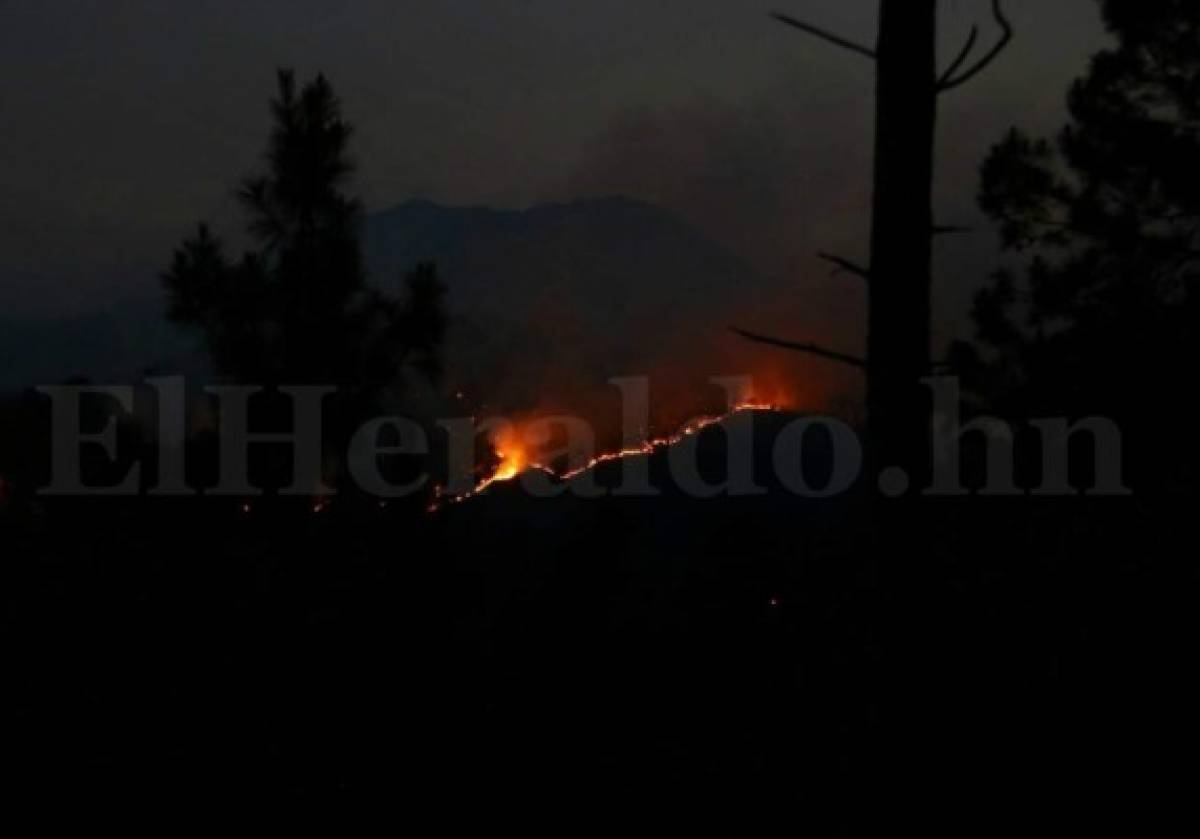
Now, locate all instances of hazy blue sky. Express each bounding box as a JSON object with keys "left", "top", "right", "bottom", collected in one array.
[{"left": 1, "top": 0, "right": 1107, "bottom": 342}]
